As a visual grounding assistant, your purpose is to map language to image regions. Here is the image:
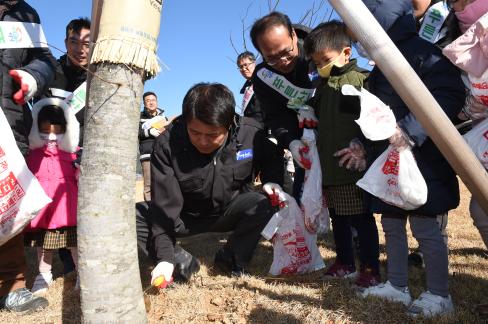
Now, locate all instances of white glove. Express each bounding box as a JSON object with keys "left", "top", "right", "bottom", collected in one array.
[
  {"left": 298, "top": 106, "right": 318, "bottom": 128},
  {"left": 263, "top": 182, "right": 284, "bottom": 207},
  {"left": 149, "top": 128, "right": 161, "bottom": 138},
  {"left": 151, "top": 261, "right": 174, "bottom": 287},
  {"left": 333, "top": 138, "right": 367, "bottom": 172},
  {"left": 389, "top": 126, "right": 413, "bottom": 151},
  {"left": 289, "top": 139, "right": 311, "bottom": 169},
  {"left": 9, "top": 69, "right": 38, "bottom": 105}
]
